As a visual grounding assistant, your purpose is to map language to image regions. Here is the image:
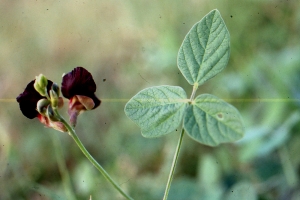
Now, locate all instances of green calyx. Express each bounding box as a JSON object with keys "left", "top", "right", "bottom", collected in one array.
[
  {"left": 50, "top": 83, "right": 60, "bottom": 108},
  {"left": 51, "top": 83, "right": 60, "bottom": 97},
  {"left": 37, "top": 99, "right": 51, "bottom": 115},
  {"left": 47, "top": 105, "right": 60, "bottom": 122}
]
